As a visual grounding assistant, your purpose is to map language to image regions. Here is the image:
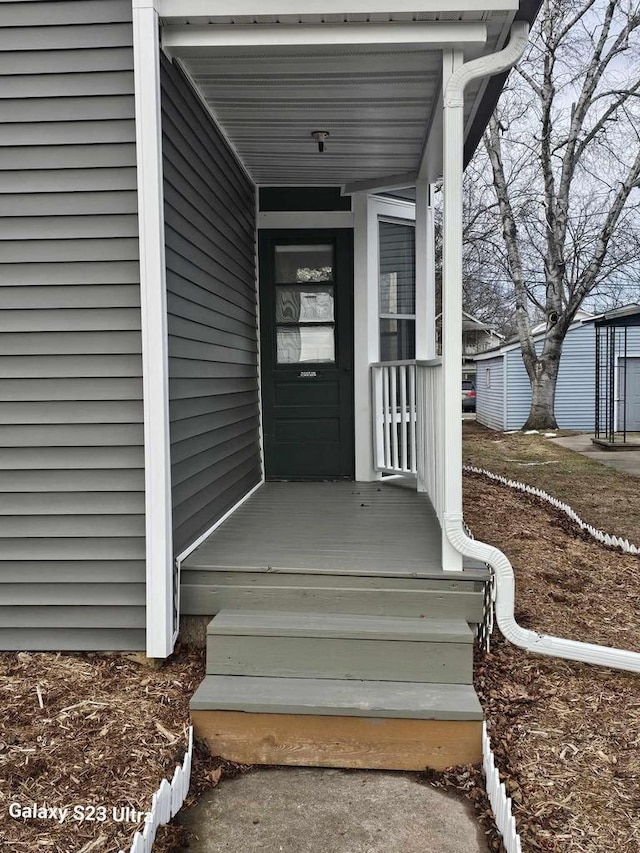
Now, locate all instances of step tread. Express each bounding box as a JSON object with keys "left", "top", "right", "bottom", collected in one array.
[
  {"left": 207, "top": 610, "right": 473, "bottom": 643},
  {"left": 190, "top": 675, "right": 483, "bottom": 720}
]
